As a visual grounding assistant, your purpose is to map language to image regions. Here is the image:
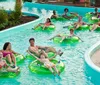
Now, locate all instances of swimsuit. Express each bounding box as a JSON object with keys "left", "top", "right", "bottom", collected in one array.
[
  {"left": 44, "top": 22, "right": 51, "bottom": 27},
  {"left": 44, "top": 61, "right": 55, "bottom": 67},
  {"left": 2, "top": 51, "right": 12, "bottom": 57}
]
